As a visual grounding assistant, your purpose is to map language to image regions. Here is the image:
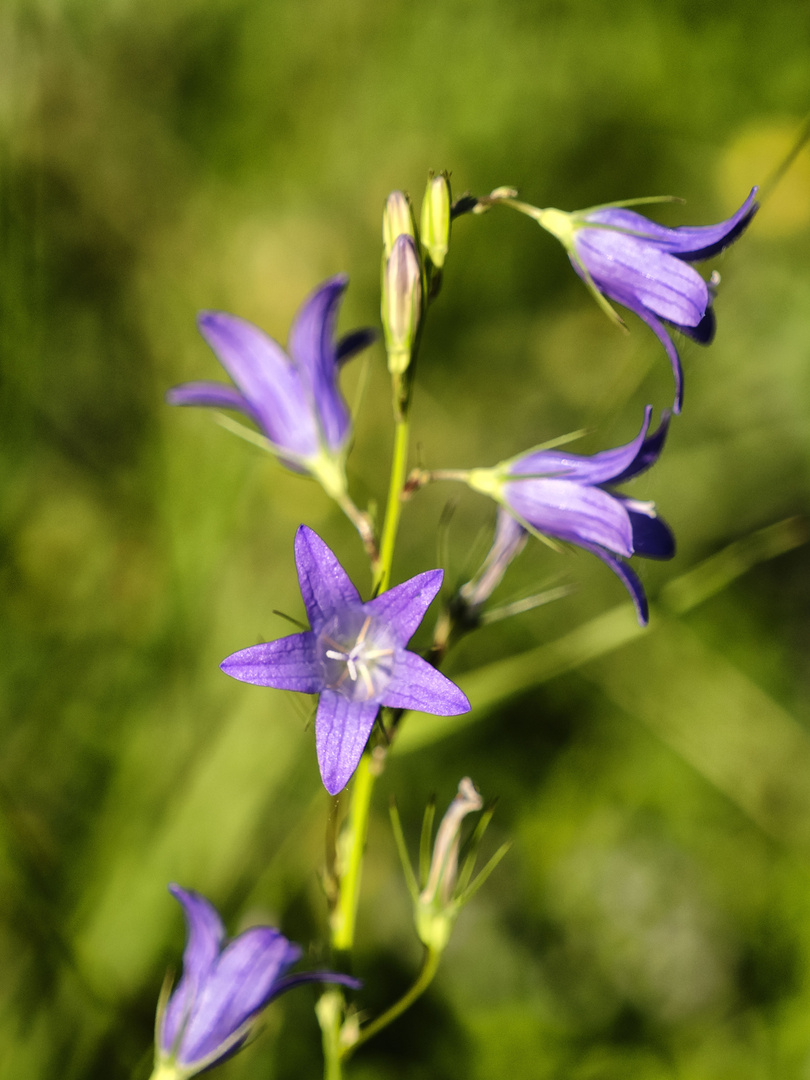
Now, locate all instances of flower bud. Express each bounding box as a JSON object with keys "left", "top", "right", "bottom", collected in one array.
[
  {"left": 382, "top": 190, "right": 417, "bottom": 258},
  {"left": 420, "top": 174, "right": 451, "bottom": 269},
  {"left": 381, "top": 233, "right": 422, "bottom": 376}
]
